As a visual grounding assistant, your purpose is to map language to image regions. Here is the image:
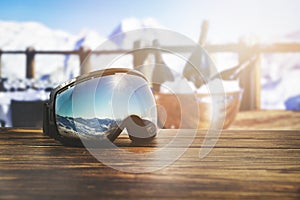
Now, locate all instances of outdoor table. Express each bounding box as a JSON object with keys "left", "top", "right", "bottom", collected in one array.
[{"left": 0, "top": 110, "right": 299, "bottom": 199}]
